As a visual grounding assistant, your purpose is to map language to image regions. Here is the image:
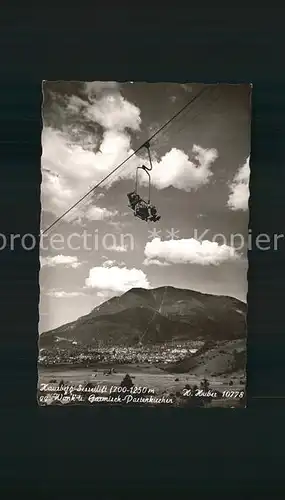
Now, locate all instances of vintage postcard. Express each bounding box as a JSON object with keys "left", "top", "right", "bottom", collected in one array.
[{"left": 38, "top": 82, "right": 250, "bottom": 408}]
